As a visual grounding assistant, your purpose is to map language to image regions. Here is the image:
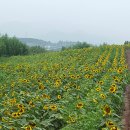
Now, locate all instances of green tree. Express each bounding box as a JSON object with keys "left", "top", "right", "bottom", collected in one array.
[
  {"left": 29, "top": 46, "right": 46, "bottom": 54},
  {"left": 0, "top": 34, "right": 29, "bottom": 56}
]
